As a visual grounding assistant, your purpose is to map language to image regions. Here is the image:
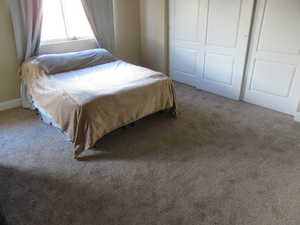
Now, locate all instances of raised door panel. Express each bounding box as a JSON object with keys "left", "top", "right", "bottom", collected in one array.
[
  {"left": 250, "top": 60, "right": 296, "bottom": 98},
  {"left": 174, "top": 0, "right": 200, "bottom": 42},
  {"left": 203, "top": 53, "right": 234, "bottom": 85},
  {"left": 257, "top": 0, "right": 300, "bottom": 54},
  {"left": 173, "top": 48, "right": 198, "bottom": 74},
  {"left": 206, "top": 0, "right": 242, "bottom": 47}
]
